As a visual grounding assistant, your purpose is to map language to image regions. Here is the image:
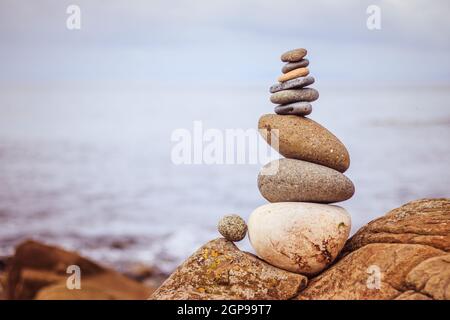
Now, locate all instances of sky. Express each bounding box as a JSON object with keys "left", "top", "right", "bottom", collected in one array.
[{"left": 1, "top": 0, "right": 450, "bottom": 87}]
